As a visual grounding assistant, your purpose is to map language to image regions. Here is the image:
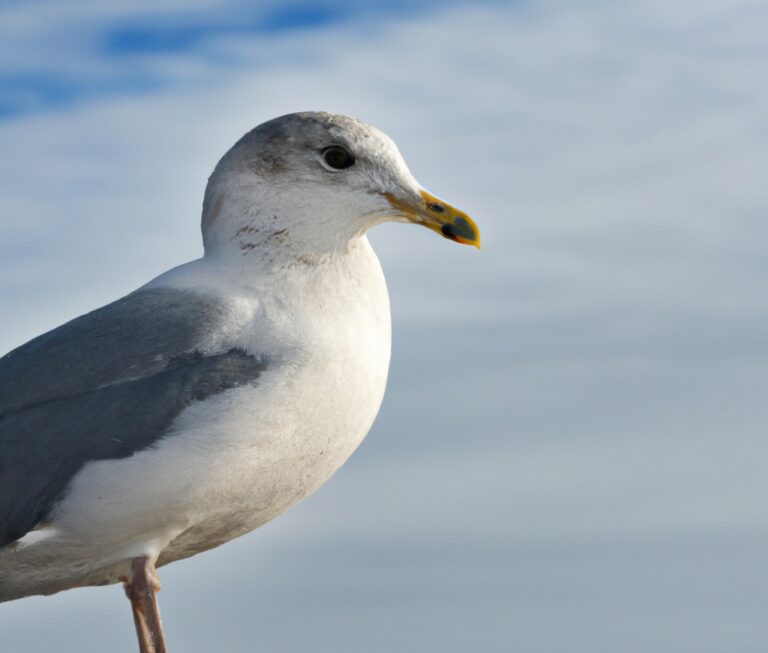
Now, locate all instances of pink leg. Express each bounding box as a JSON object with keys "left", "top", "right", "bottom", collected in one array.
[{"left": 122, "top": 556, "right": 167, "bottom": 653}]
